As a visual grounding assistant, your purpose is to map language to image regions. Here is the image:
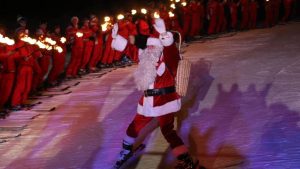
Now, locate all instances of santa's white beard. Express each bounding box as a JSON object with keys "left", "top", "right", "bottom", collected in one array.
[{"left": 134, "top": 46, "right": 163, "bottom": 91}]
